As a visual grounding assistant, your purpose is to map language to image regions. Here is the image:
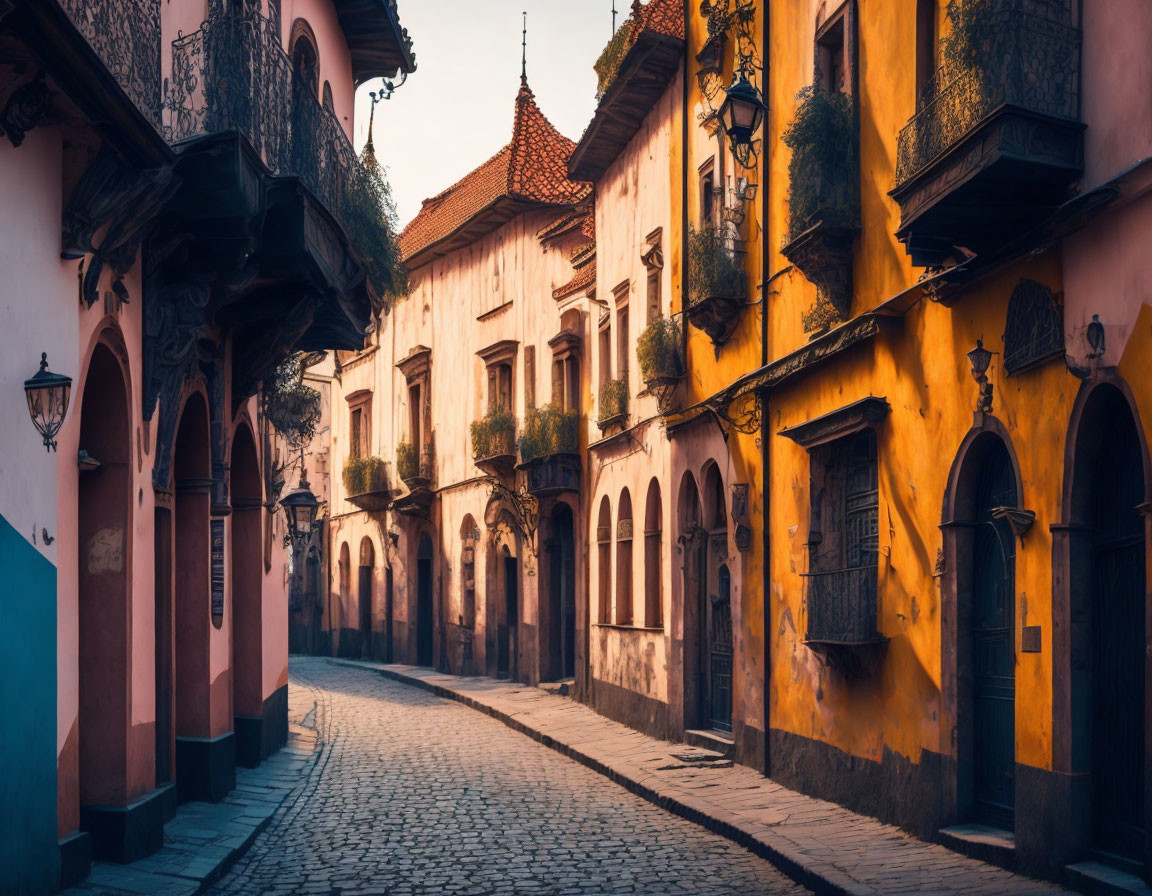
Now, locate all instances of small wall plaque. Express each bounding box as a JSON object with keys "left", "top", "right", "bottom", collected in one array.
[{"left": 1021, "top": 625, "right": 1042, "bottom": 653}]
